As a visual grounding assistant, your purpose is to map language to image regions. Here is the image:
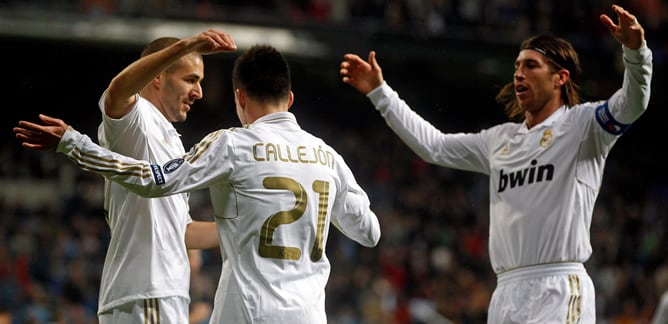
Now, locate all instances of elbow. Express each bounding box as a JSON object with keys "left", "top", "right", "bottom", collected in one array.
[
  {"left": 362, "top": 218, "right": 381, "bottom": 247},
  {"left": 365, "top": 231, "right": 381, "bottom": 247}
]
